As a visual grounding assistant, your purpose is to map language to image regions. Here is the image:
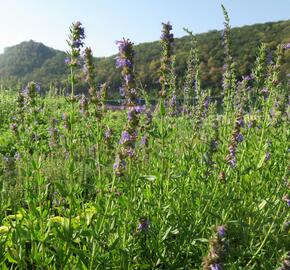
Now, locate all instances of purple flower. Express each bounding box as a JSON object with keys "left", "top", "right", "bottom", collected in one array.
[
  {"left": 169, "top": 94, "right": 177, "bottom": 107},
  {"left": 65, "top": 57, "right": 71, "bottom": 64},
  {"left": 35, "top": 83, "right": 41, "bottom": 93},
  {"left": 283, "top": 195, "right": 290, "bottom": 207},
  {"left": 261, "top": 88, "right": 269, "bottom": 99},
  {"left": 265, "top": 152, "right": 270, "bottom": 161},
  {"left": 104, "top": 129, "right": 111, "bottom": 140},
  {"left": 115, "top": 57, "right": 132, "bottom": 68},
  {"left": 160, "top": 33, "right": 174, "bottom": 40},
  {"left": 228, "top": 156, "right": 236, "bottom": 167},
  {"left": 236, "top": 133, "right": 244, "bottom": 143},
  {"left": 269, "top": 108, "right": 275, "bottom": 118},
  {"left": 49, "top": 127, "right": 58, "bottom": 137},
  {"left": 160, "top": 22, "right": 173, "bottom": 41},
  {"left": 127, "top": 106, "right": 142, "bottom": 121},
  {"left": 73, "top": 40, "right": 84, "bottom": 48},
  {"left": 217, "top": 225, "right": 226, "bottom": 238},
  {"left": 10, "top": 123, "right": 17, "bottom": 132},
  {"left": 113, "top": 158, "right": 126, "bottom": 171},
  {"left": 124, "top": 74, "right": 132, "bottom": 84},
  {"left": 119, "top": 86, "right": 125, "bottom": 97},
  {"left": 137, "top": 105, "right": 144, "bottom": 113},
  {"left": 127, "top": 109, "right": 135, "bottom": 121},
  {"left": 204, "top": 97, "right": 210, "bottom": 110},
  {"left": 126, "top": 147, "right": 135, "bottom": 158},
  {"left": 115, "top": 39, "right": 132, "bottom": 54},
  {"left": 75, "top": 21, "right": 85, "bottom": 38},
  {"left": 71, "top": 22, "right": 85, "bottom": 48},
  {"left": 243, "top": 75, "right": 252, "bottom": 81},
  {"left": 113, "top": 160, "right": 118, "bottom": 170},
  {"left": 119, "top": 131, "right": 131, "bottom": 144},
  {"left": 282, "top": 43, "right": 290, "bottom": 50},
  {"left": 138, "top": 217, "right": 150, "bottom": 232},
  {"left": 211, "top": 263, "right": 222, "bottom": 270},
  {"left": 22, "top": 86, "right": 29, "bottom": 96},
  {"left": 248, "top": 122, "right": 253, "bottom": 128},
  {"left": 229, "top": 145, "right": 236, "bottom": 156},
  {"left": 141, "top": 135, "right": 148, "bottom": 146},
  {"left": 237, "top": 117, "right": 244, "bottom": 127}
]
